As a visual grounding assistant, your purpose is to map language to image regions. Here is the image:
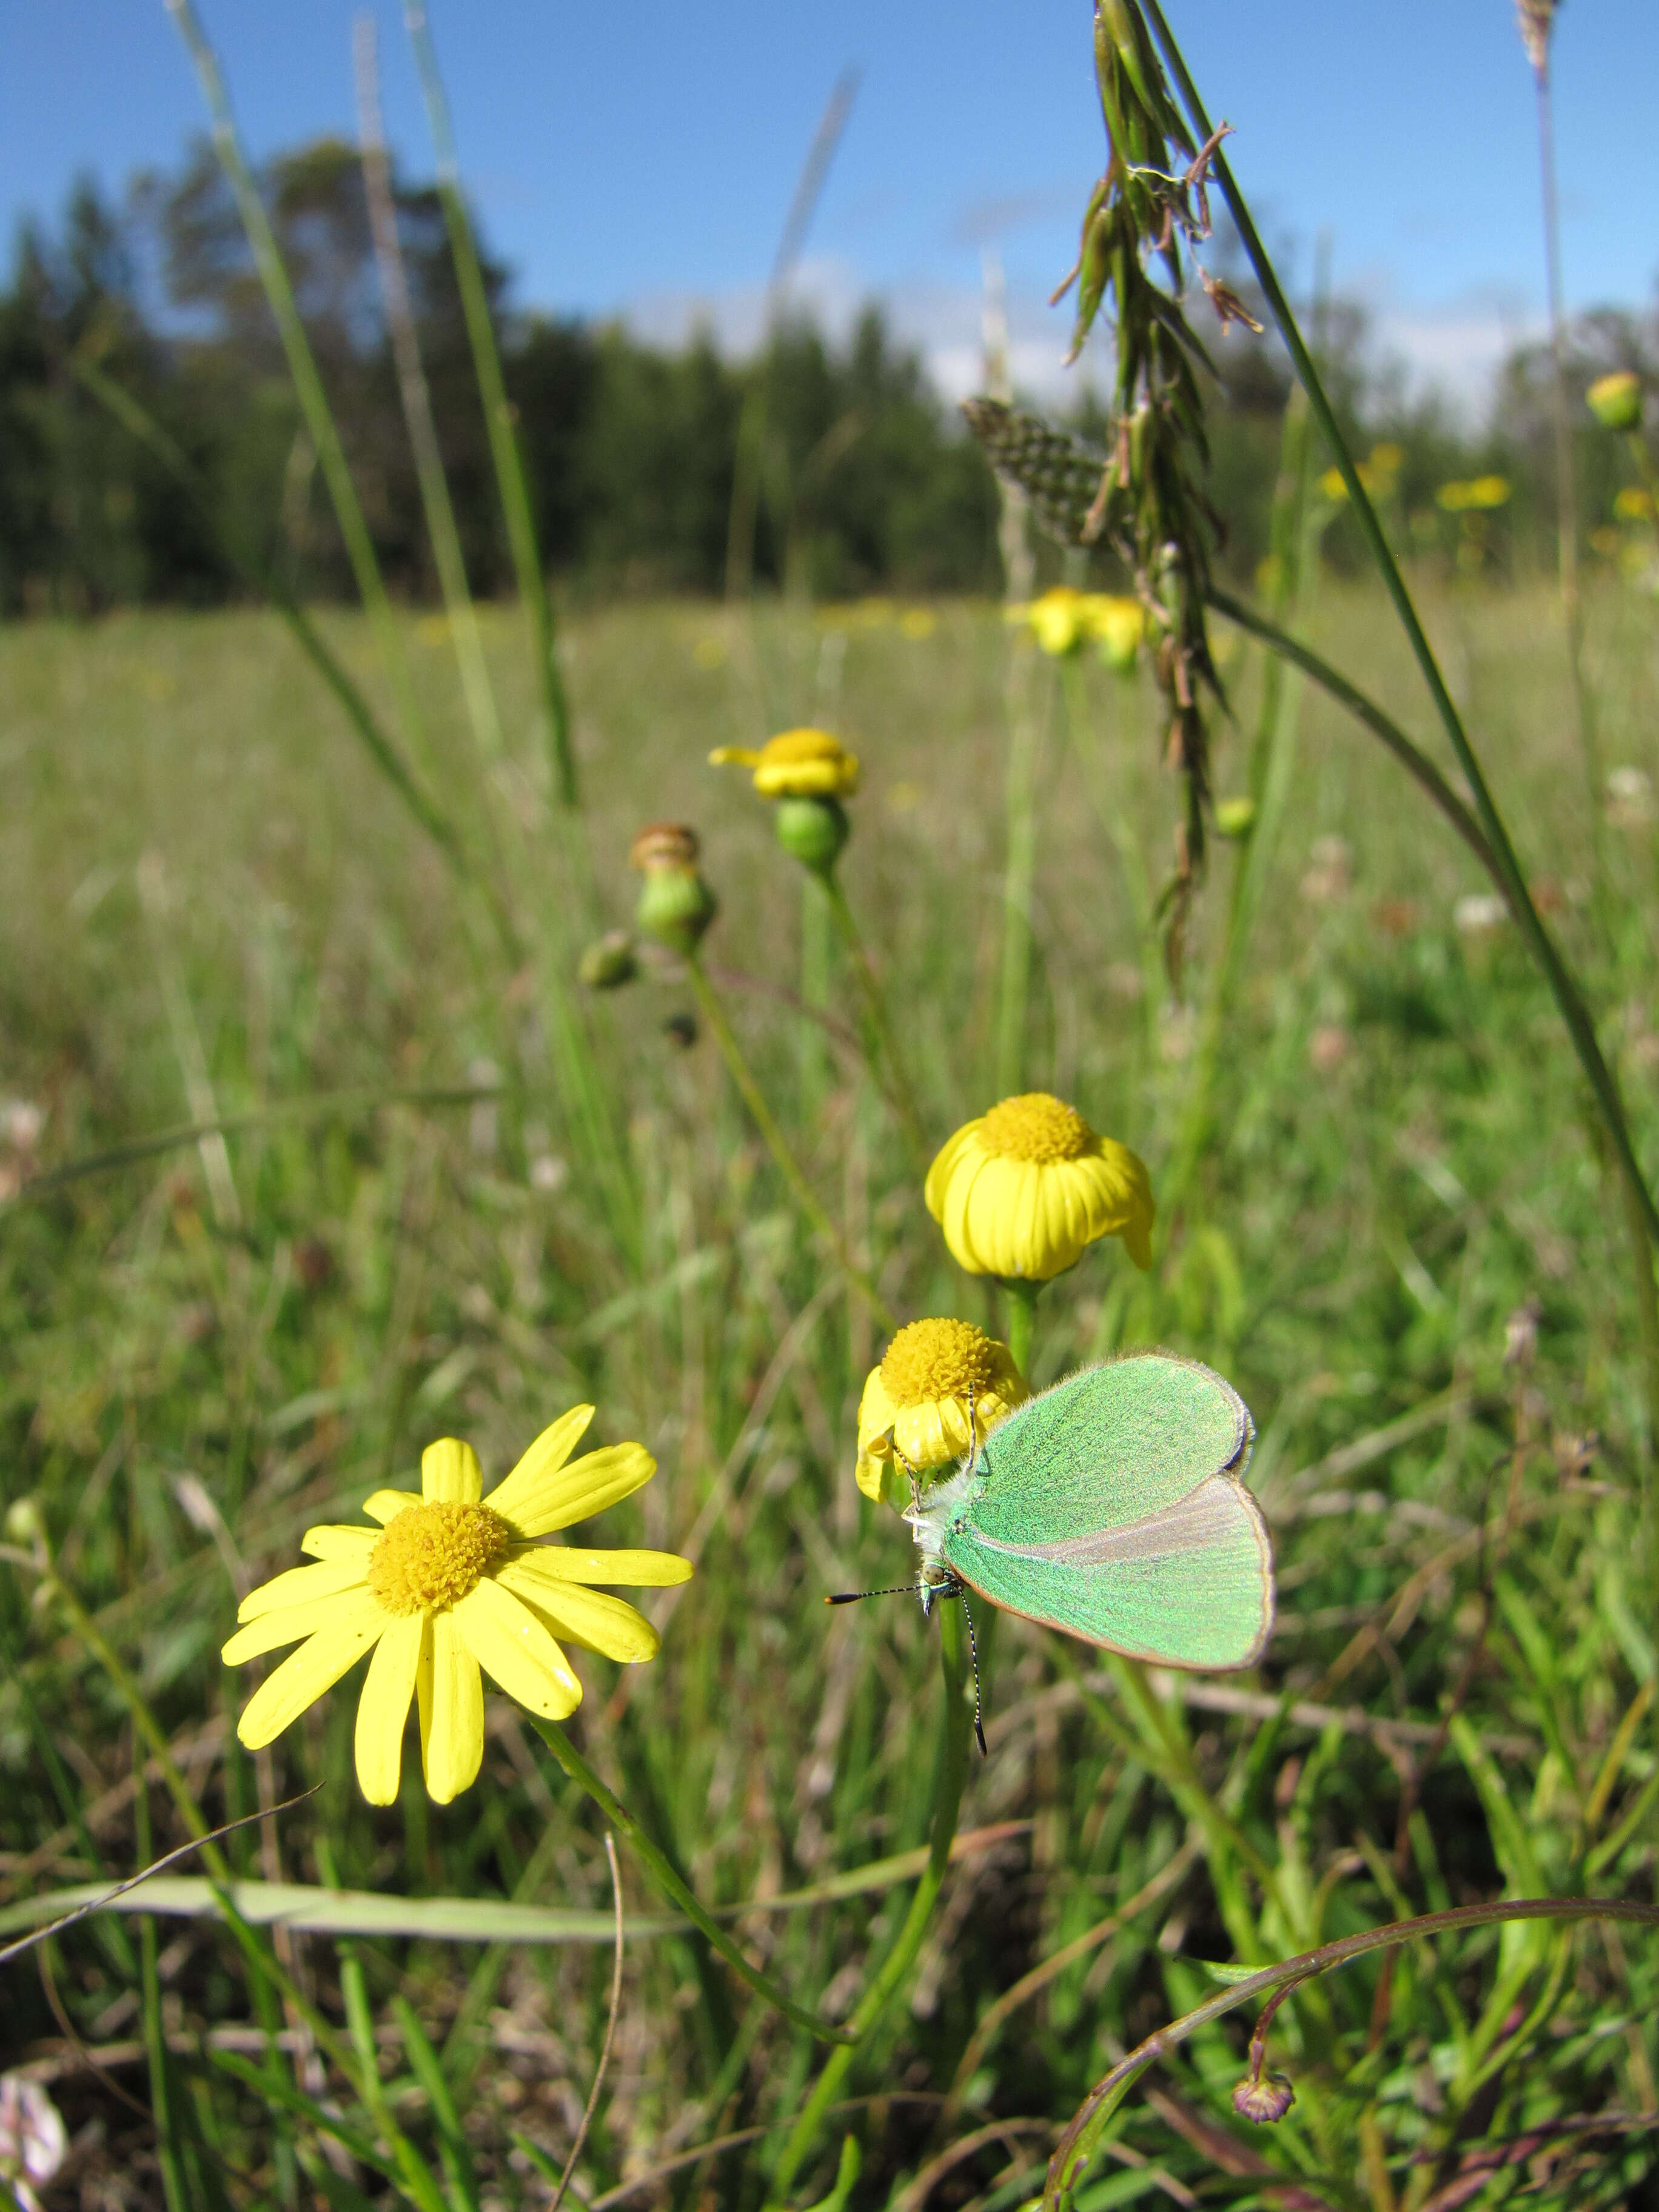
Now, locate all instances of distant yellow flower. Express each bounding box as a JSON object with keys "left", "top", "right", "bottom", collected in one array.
[
  {"left": 899, "top": 607, "right": 937, "bottom": 640},
  {"left": 855, "top": 1318, "right": 1029, "bottom": 1506},
  {"left": 1007, "top": 589, "right": 1145, "bottom": 665},
  {"left": 1587, "top": 371, "right": 1642, "bottom": 432},
  {"left": 1615, "top": 486, "right": 1655, "bottom": 523},
  {"left": 1438, "top": 475, "right": 1510, "bottom": 514},
  {"left": 709, "top": 728, "right": 859, "bottom": 798},
  {"left": 1090, "top": 595, "right": 1145, "bottom": 671},
  {"left": 1318, "top": 467, "right": 1349, "bottom": 503},
  {"left": 1368, "top": 442, "right": 1404, "bottom": 475},
  {"left": 1007, "top": 586, "right": 1092, "bottom": 656},
  {"left": 224, "top": 1412, "right": 691, "bottom": 1805},
  {"left": 926, "top": 1091, "right": 1155, "bottom": 1281}
]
